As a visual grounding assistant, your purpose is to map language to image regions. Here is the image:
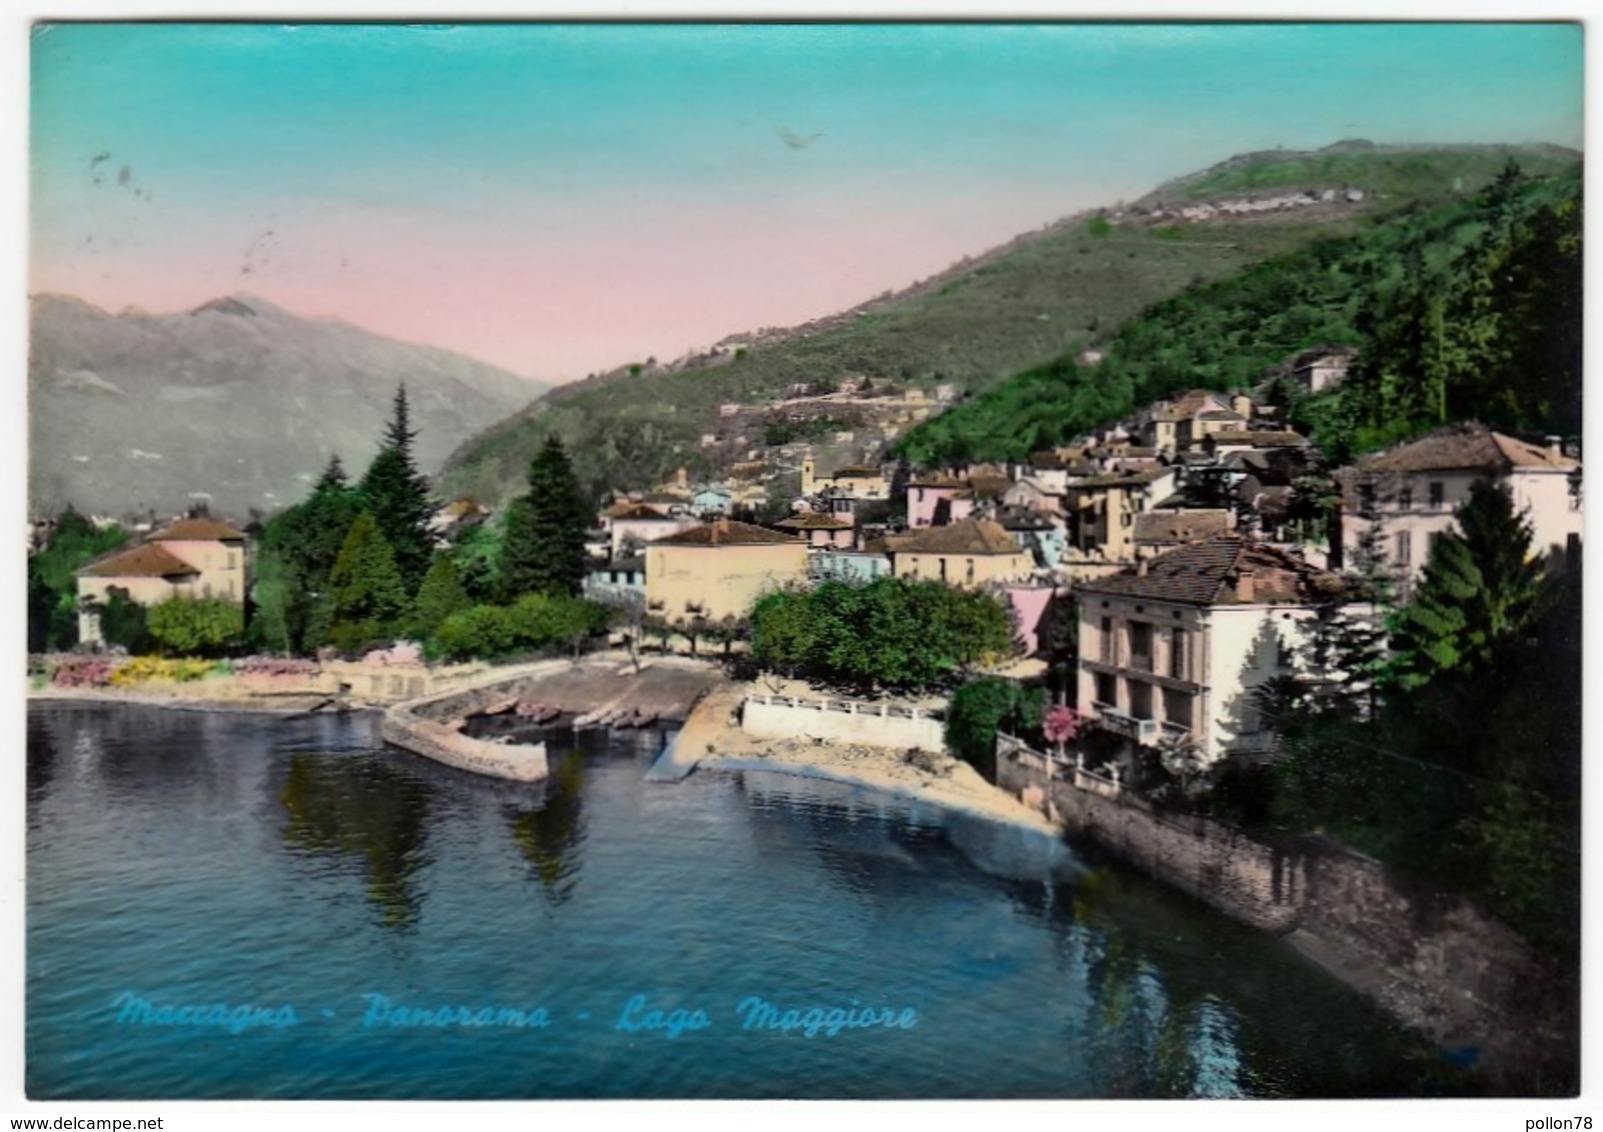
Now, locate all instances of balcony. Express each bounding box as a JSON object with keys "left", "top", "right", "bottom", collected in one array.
[{"left": 1090, "top": 703, "right": 1160, "bottom": 745}]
